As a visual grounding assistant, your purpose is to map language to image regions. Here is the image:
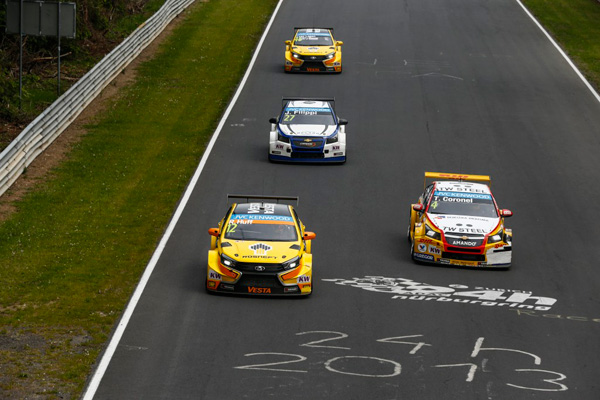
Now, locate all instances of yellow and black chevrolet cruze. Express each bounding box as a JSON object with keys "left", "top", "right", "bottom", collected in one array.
[
  {"left": 207, "top": 195, "right": 315, "bottom": 295},
  {"left": 284, "top": 27, "right": 343, "bottom": 73}
]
